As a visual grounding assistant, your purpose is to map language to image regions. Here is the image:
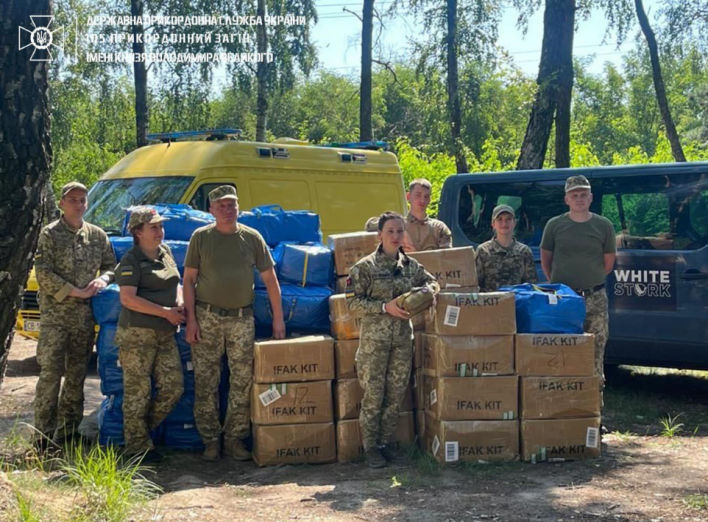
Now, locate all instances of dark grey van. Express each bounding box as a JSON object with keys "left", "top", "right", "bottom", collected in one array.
[{"left": 438, "top": 162, "right": 708, "bottom": 370}]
